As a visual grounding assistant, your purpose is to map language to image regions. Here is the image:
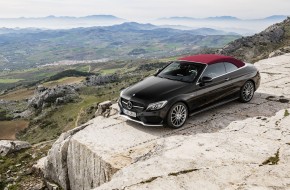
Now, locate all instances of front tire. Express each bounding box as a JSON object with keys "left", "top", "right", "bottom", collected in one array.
[
  {"left": 166, "top": 102, "right": 188, "bottom": 128},
  {"left": 239, "top": 81, "right": 255, "bottom": 103}
]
